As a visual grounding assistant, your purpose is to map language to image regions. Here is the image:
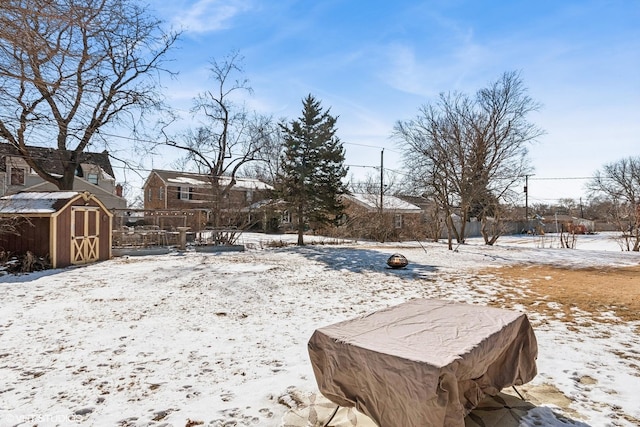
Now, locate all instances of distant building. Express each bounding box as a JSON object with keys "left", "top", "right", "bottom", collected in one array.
[
  {"left": 141, "top": 169, "right": 273, "bottom": 231},
  {"left": 337, "top": 193, "right": 424, "bottom": 241},
  {"left": 541, "top": 214, "right": 595, "bottom": 234},
  {"left": 0, "top": 143, "right": 126, "bottom": 210}
]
